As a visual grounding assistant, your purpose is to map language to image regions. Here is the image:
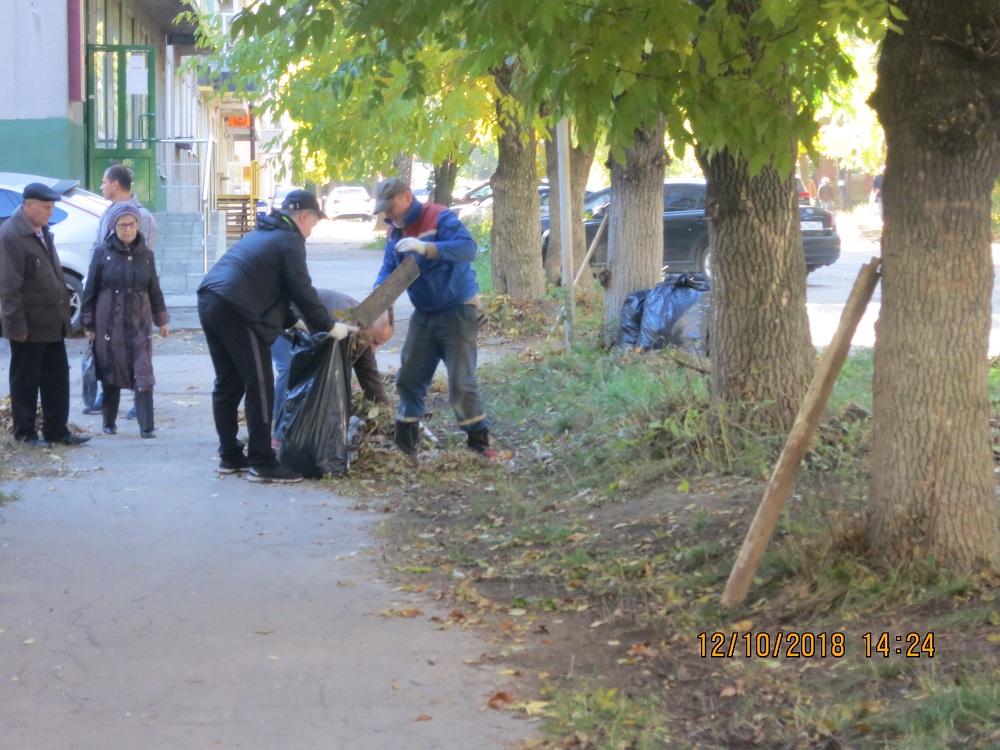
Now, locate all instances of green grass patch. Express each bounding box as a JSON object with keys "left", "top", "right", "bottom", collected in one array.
[{"left": 538, "top": 686, "right": 672, "bottom": 749}]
